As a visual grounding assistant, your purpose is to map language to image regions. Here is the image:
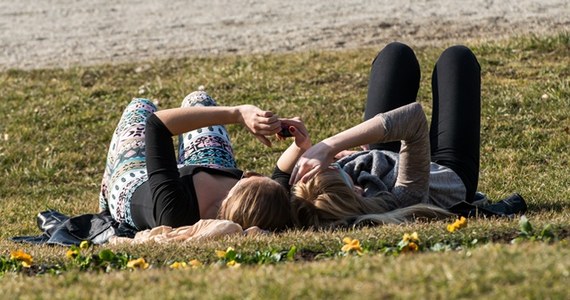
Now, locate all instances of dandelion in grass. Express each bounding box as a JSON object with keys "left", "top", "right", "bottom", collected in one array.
[
  {"left": 402, "top": 242, "right": 419, "bottom": 252},
  {"left": 399, "top": 232, "right": 420, "bottom": 253},
  {"left": 341, "top": 237, "right": 363, "bottom": 255},
  {"left": 170, "top": 261, "right": 189, "bottom": 270},
  {"left": 216, "top": 250, "right": 227, "bottom": 258},
  {"left": 66, "top": 248, "right": 80, "bottom": 259},
  {"left": 189, "top": 259, "right": 203, "bottom": 268},
  {"left": 216, "top": 246, "right": 235, "bottom": 258},
  {"left": 226, "top": 260, "right": 241, "bottom": 268},
  {"left": 402, "top": 232, "right": 420, "bottom": 243},
  {"left": 447, "top": 217, "right": 467, "bottom": 233},
  {"left": 10, "top": 250, "right": 33, "bottom": 268},
  {"left": 127, "top": 257, "right": 149, "bottom": 270}
]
